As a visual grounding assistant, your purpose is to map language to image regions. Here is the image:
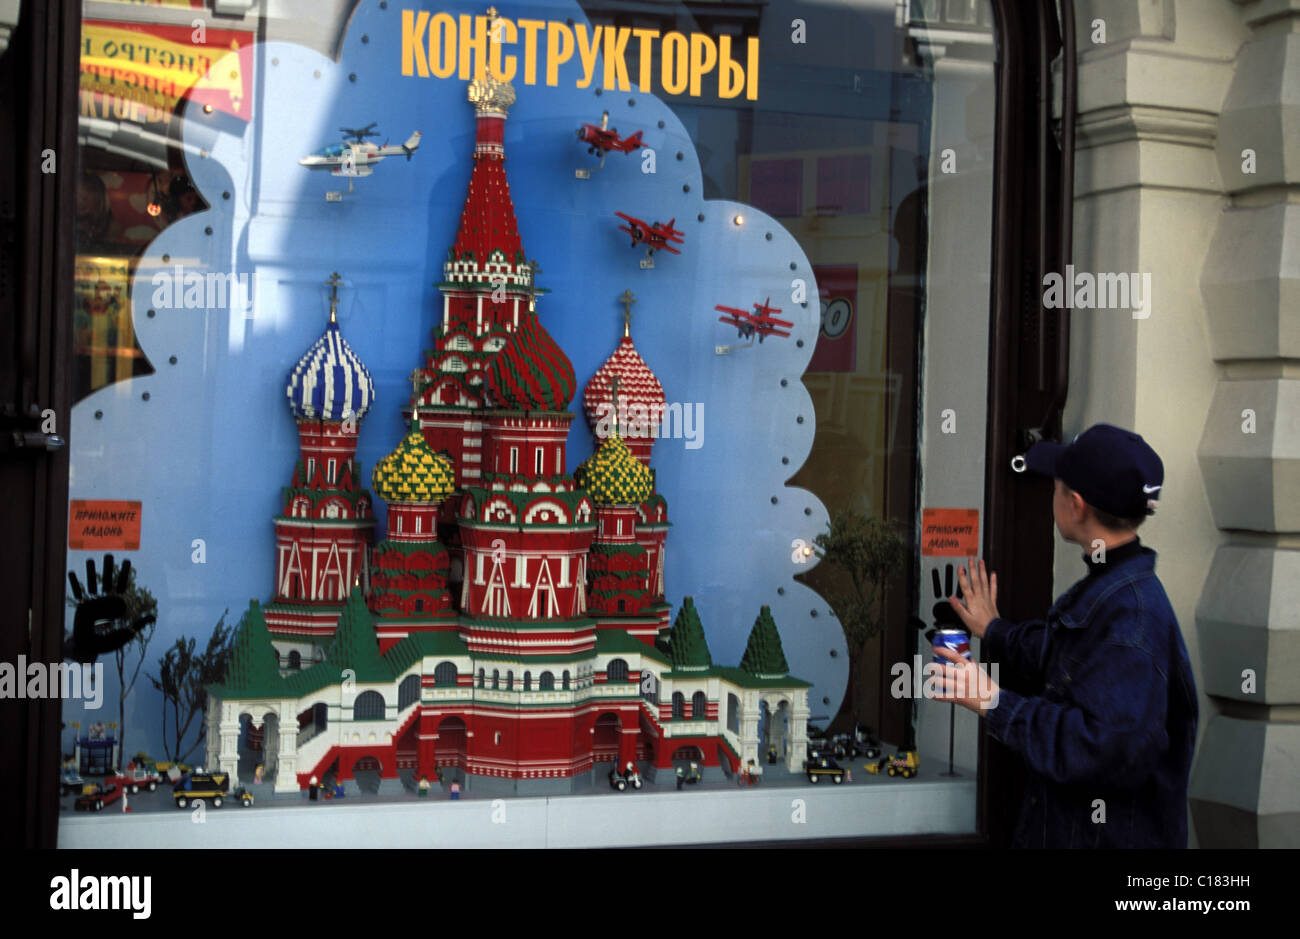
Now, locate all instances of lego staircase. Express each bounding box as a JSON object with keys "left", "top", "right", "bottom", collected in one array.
[{"left": 295, "top": 700, "right": 423, "bottom": 790}]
